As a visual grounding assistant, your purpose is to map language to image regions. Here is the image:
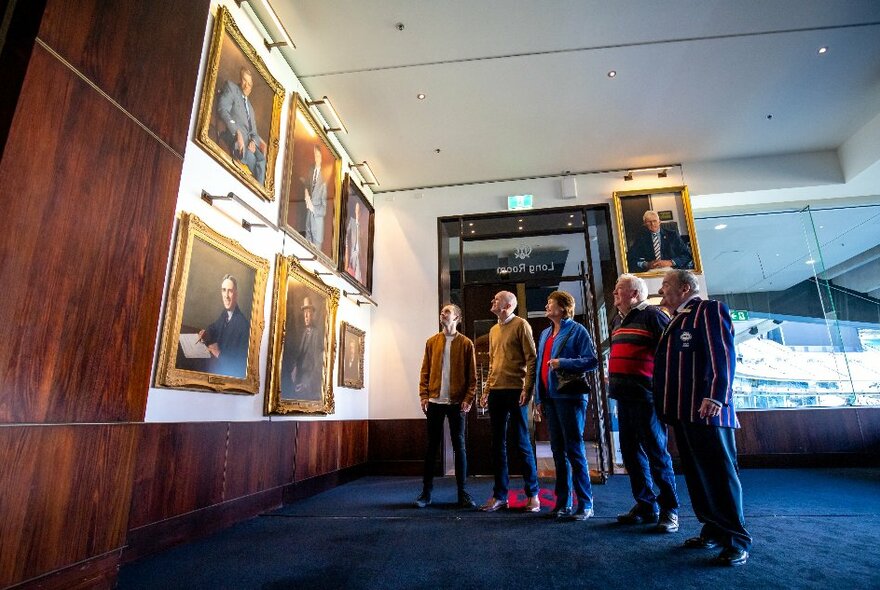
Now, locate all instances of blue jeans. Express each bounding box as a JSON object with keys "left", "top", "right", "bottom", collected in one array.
[
  {"left": 543, "top": 397, "right": 592, "bottom": 509},
  {"left": 423, "top": 402, "right": 468, "bottom": 493},
  {"left": 488, "top": 389, "right": 539, "bottom": 499},
  {"left": 617, "top": 400, "right": 679, "bottom": 513}
]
